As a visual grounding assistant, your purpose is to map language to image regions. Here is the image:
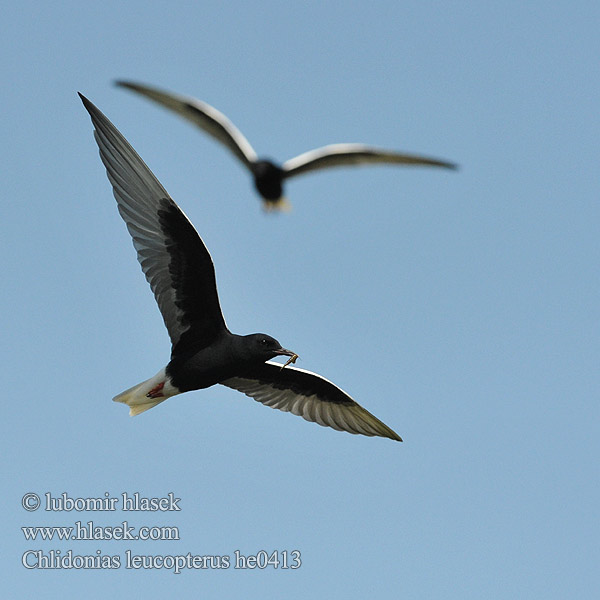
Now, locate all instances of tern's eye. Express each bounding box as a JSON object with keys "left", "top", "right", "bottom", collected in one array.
[{"left": 260, "top": 338, "right": 268, "bottom": 345}]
